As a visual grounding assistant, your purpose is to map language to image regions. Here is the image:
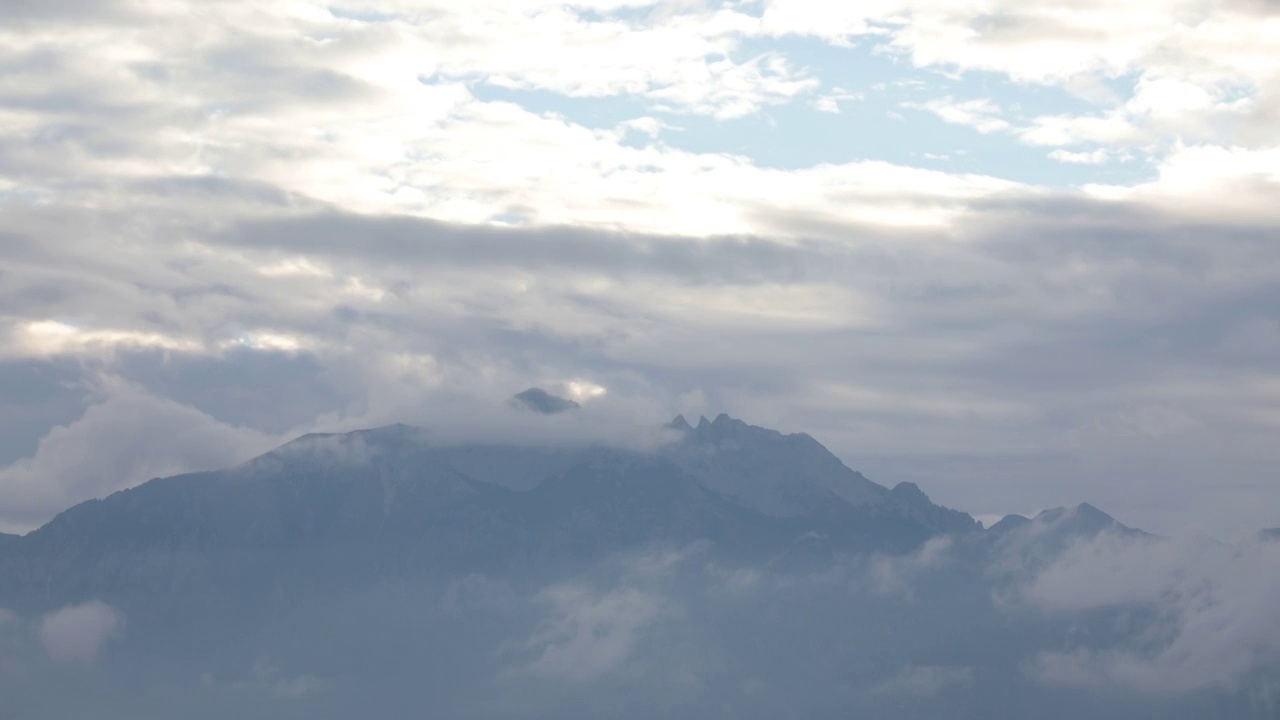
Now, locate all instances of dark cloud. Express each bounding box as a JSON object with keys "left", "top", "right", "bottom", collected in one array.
[{"left": 218, "top": 212, "right": 824, "bottom": 286}]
